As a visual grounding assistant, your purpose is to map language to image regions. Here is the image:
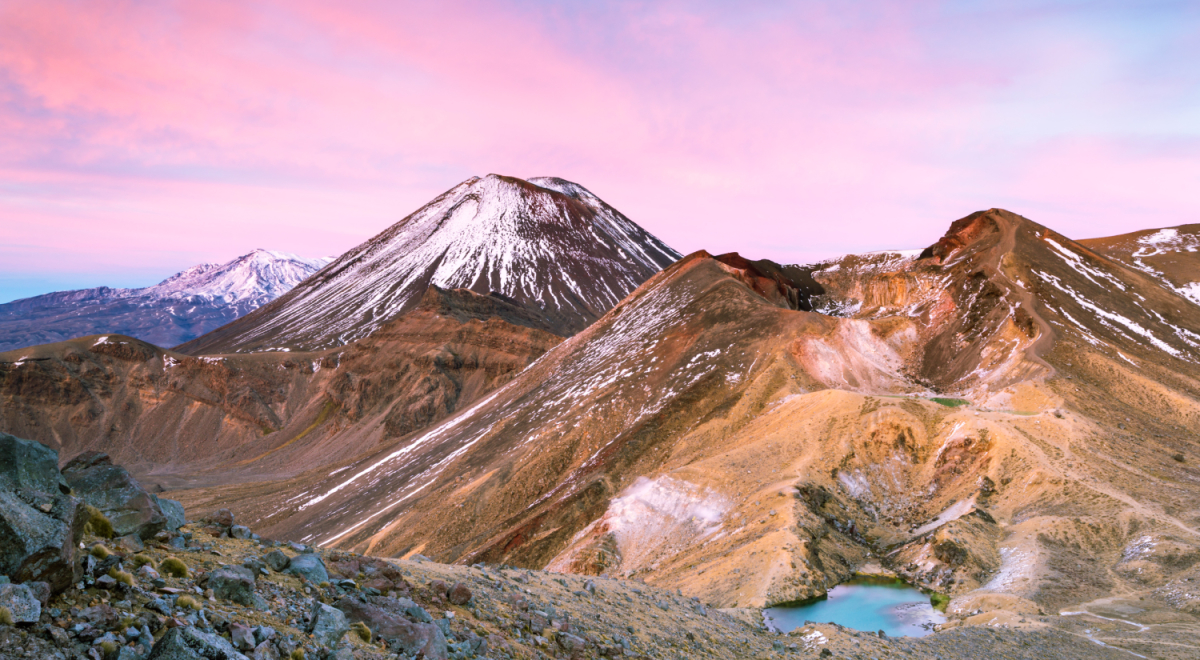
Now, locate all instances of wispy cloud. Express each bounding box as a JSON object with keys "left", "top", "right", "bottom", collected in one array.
[{"left": 2, "top": 0, "right": 1198, "bottom": 300}]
